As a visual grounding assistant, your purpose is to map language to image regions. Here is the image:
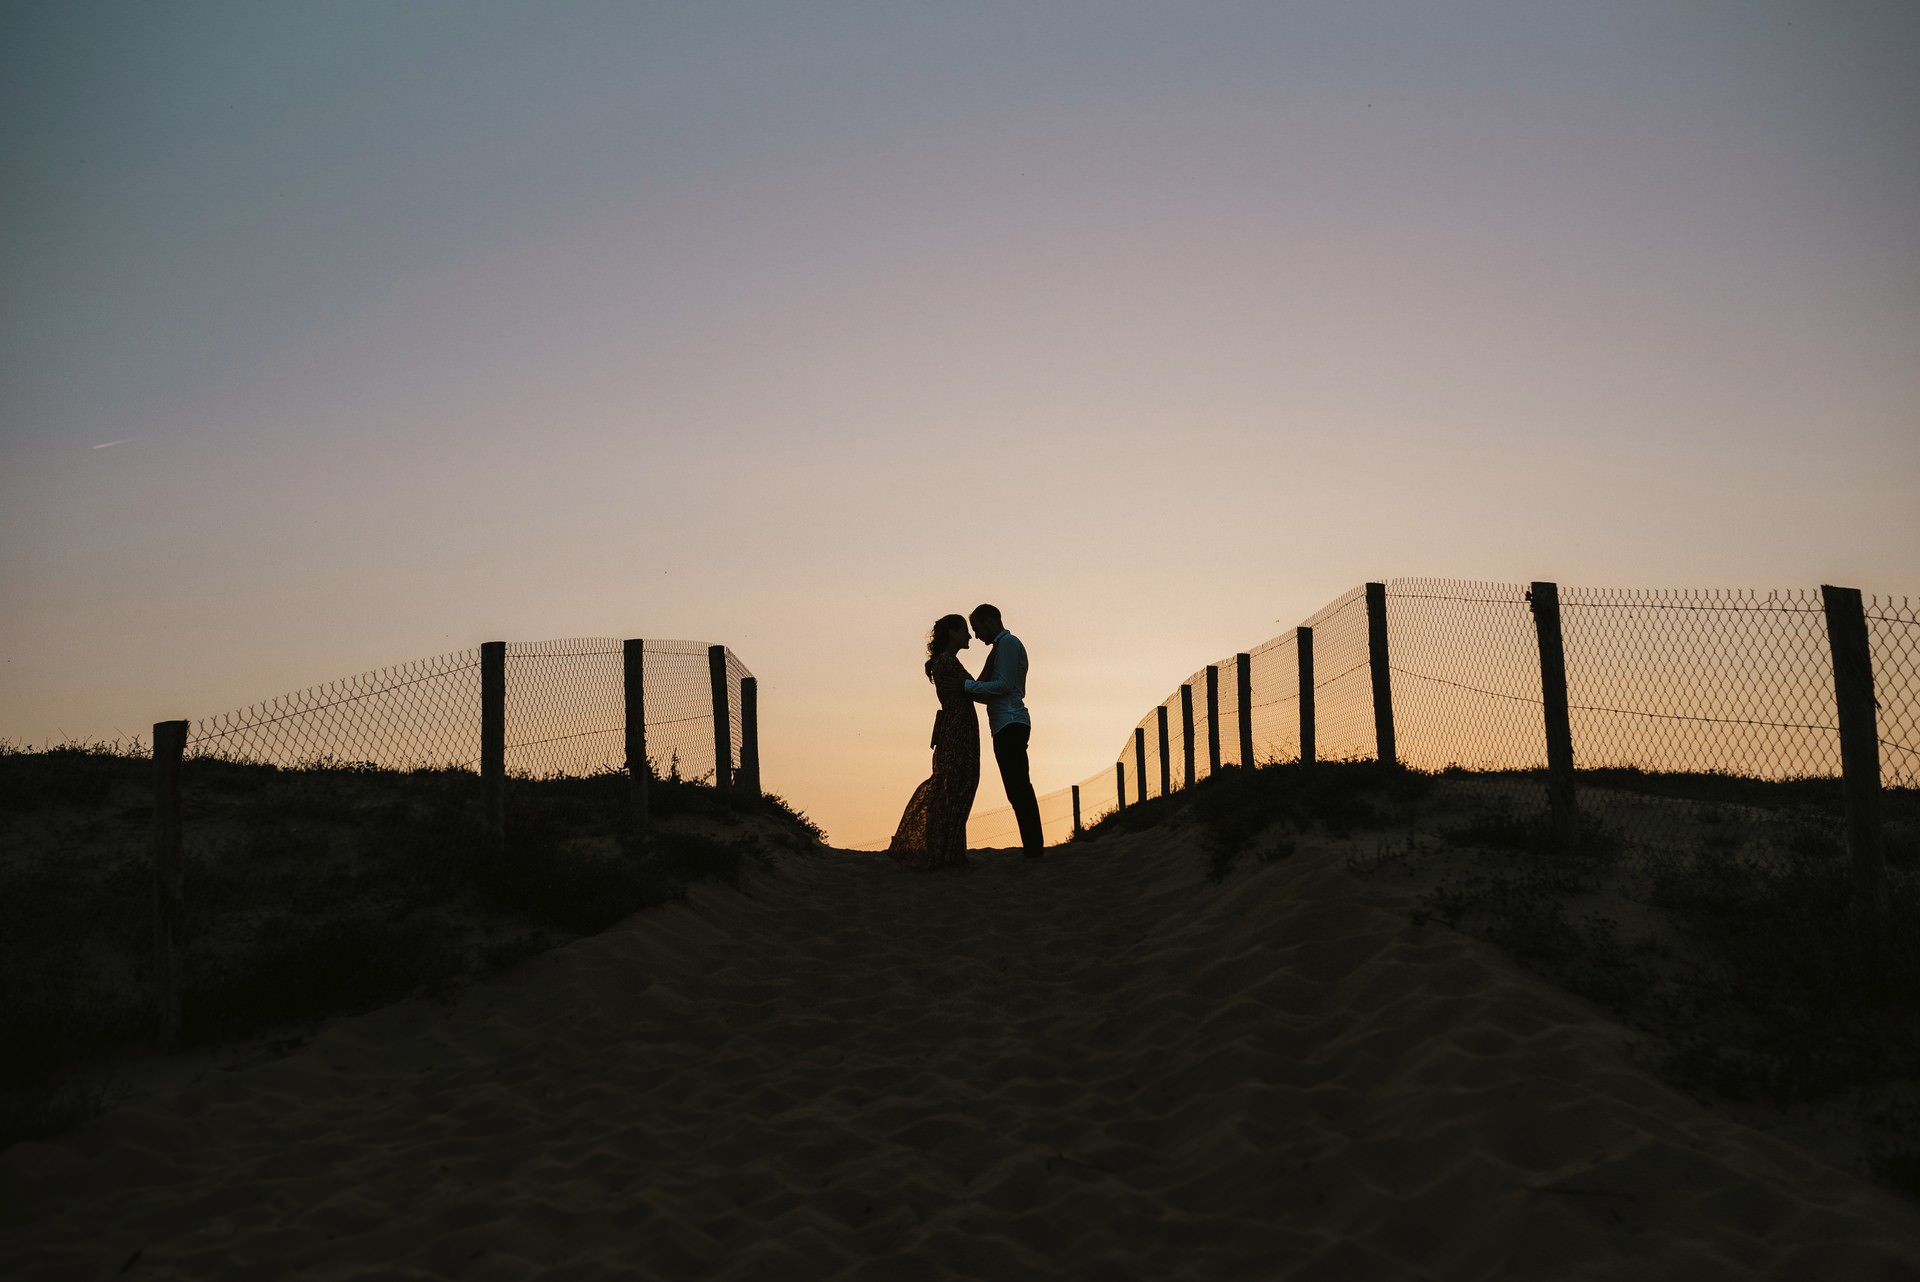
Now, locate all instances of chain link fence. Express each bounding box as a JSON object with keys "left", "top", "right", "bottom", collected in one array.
[
  {"left": 187, "top": 638, "right": 751, "bottom": 784},
  {"left": 967, "top": 578, "right": 1918, "bottom": 852},
  {"left": 1871, "top": 595, "right": 1920, "bottom": 786},
  {"left": 135, "top": 638, "right": 758, "bottom": 1055}
]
